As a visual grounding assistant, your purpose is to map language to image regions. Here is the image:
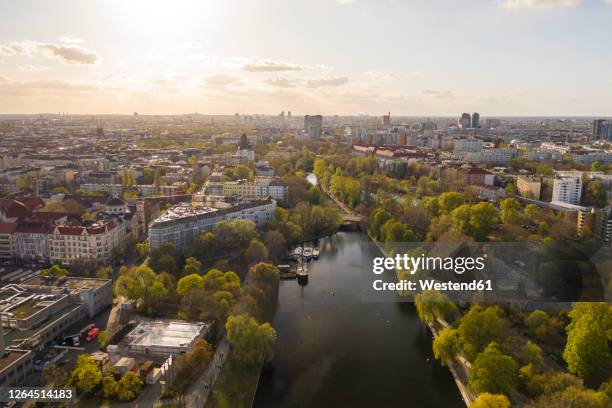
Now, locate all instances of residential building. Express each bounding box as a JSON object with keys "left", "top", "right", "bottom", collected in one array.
[
  {"left": 203, "top": 177, "right": 288, "bottom": 204},
  {"left": 471, "top": 112, "right": 480, "bottom": 129},
  {"left": 552, "top": 174, "right": 582, "bottom": 205},
  {"left": 461, "top": 166, "right": 495, "bottom": 186},
  {"left": 592, "top": 119, "right": 612, "bottom": 141},
  {"left": 304, "top": 115, "right": 323, "bottom": 139},
  {"left": 148, "top": 198, "right": 276, "bottom": 251},
  {"left": 517, "top": 176, "right": 542, "bottom": 199},
  {"left": 459, "top": 113, "right": 471, "bottom": 129}
]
